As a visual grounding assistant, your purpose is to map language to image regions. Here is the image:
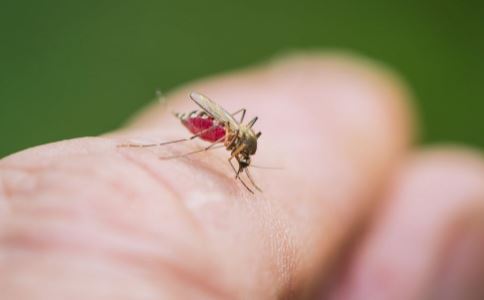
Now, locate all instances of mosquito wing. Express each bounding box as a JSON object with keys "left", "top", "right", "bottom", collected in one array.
[{"left": 189, "top": 92, "right": 239, "bottom": 129}]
